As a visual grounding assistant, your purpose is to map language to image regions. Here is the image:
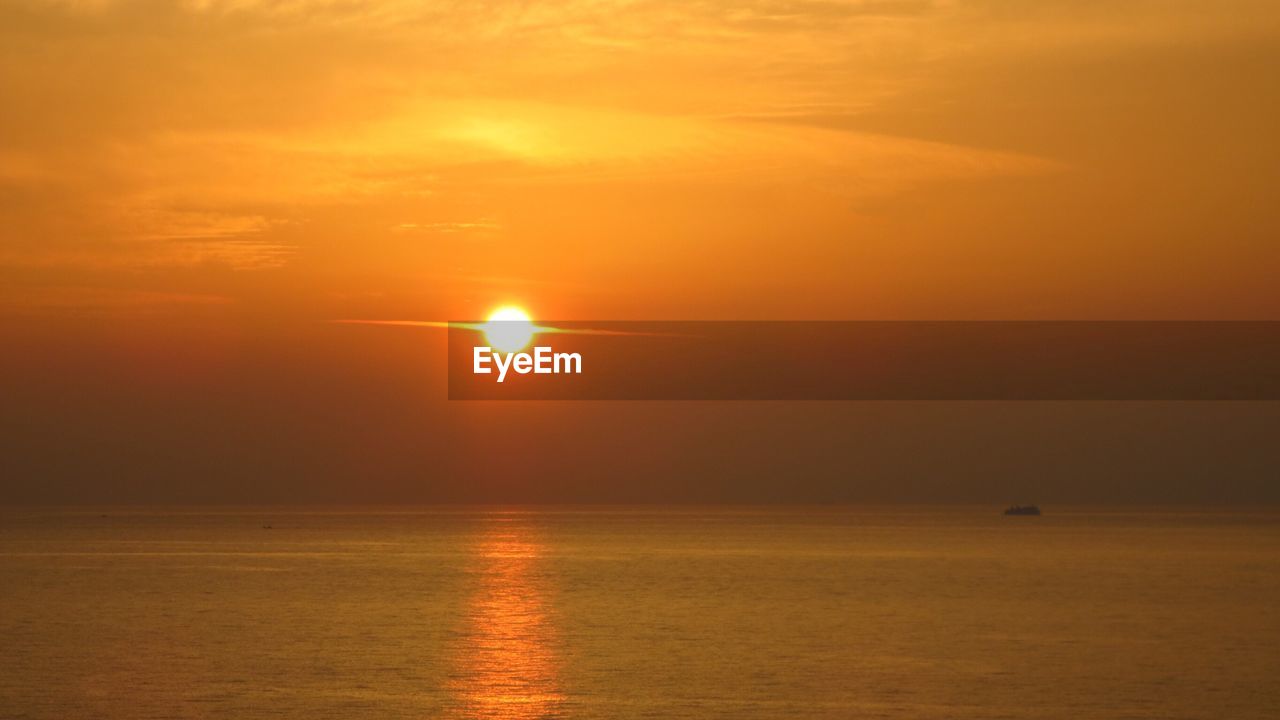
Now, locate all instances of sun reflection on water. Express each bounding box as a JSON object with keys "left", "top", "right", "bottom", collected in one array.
[{"left": 447, "top": 518, "right": 564, "bottom": 719}]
